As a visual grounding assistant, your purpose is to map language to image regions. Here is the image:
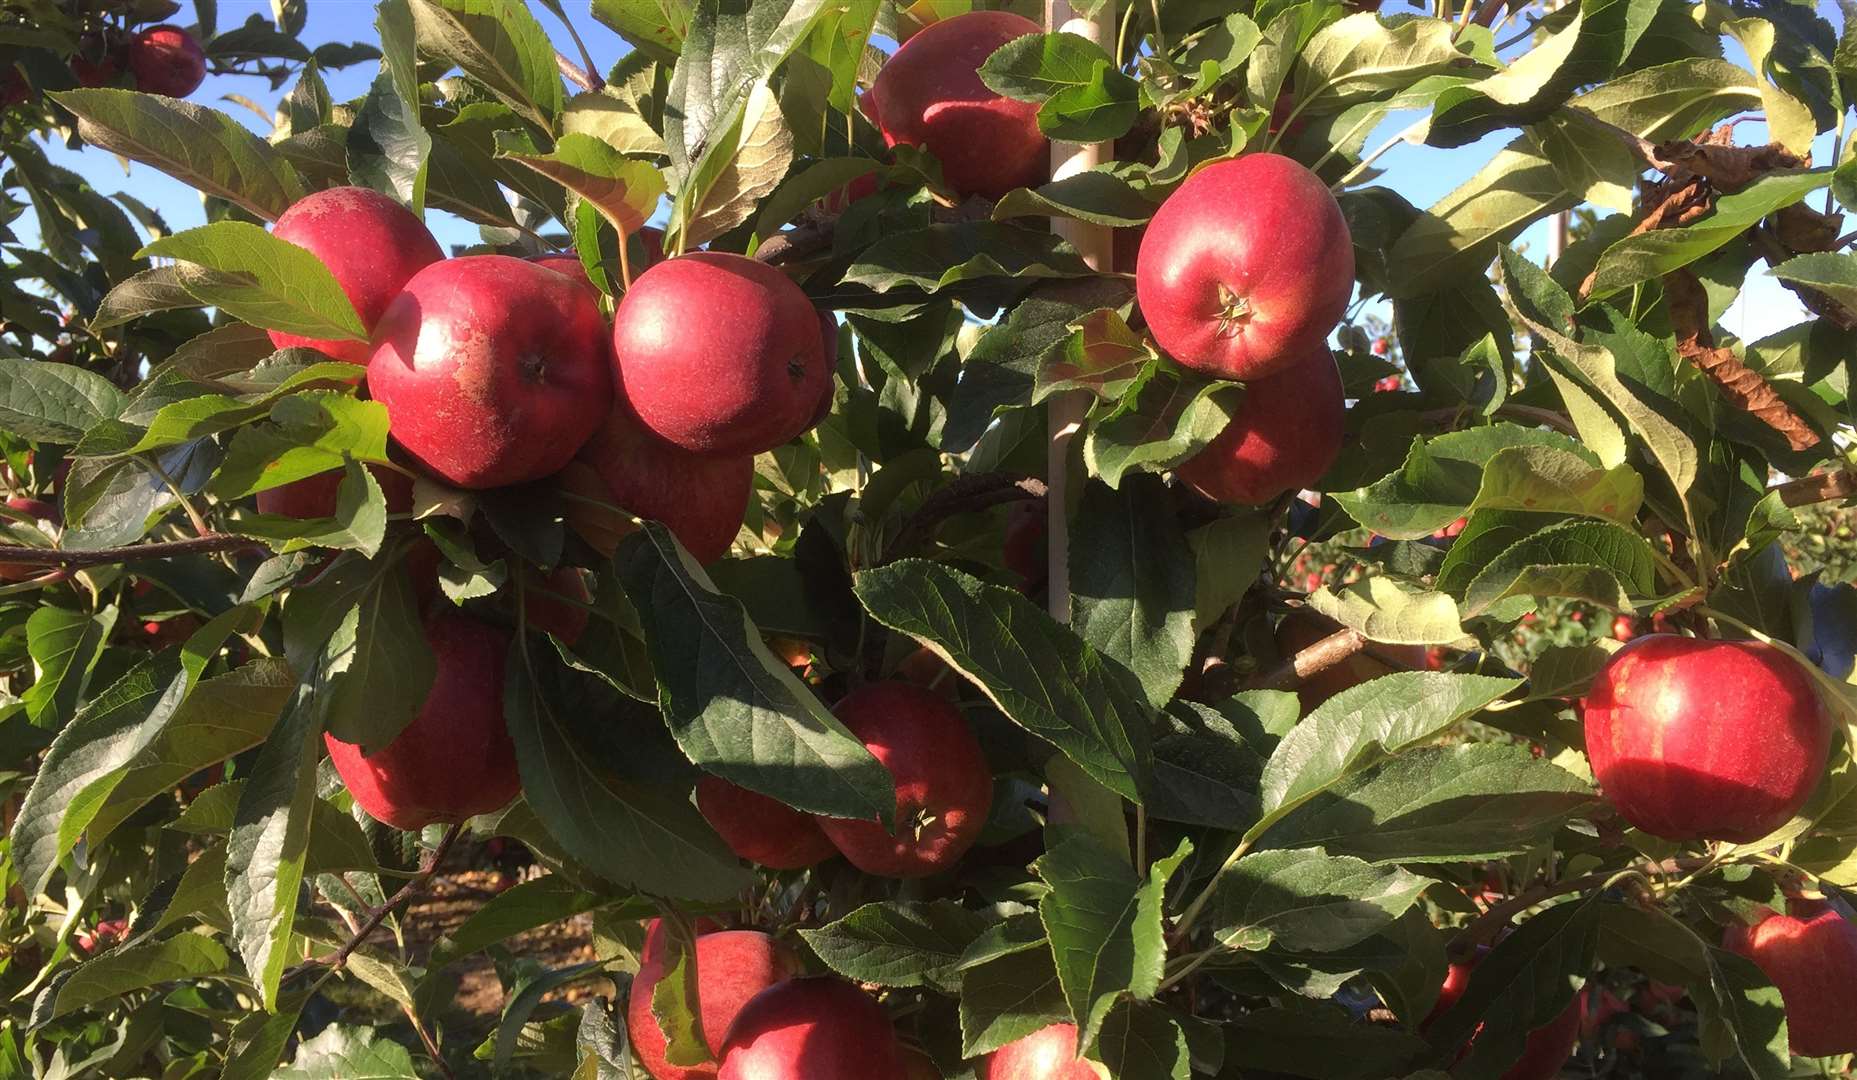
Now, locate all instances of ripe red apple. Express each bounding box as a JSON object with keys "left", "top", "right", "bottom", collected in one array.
[
  {"left": 0, "top": 69, "right": 26, "bottom": 108},
  {"left": 717, "top": 977, "right": 906, "bottom": 1080},
  {"left": 613, "top": 253, "right": 830, "bottom": 456},
  {"left": 982, "top": 1024, "right": 1108, "bottom": 1079},
  {"left": 369, "top": 254, "right": 614, "bottom": 489},
  {"left": 70, "top": 36, "right": 124, "bottom": 87},
  {"left": 533, "top": 227, "right": 664, "bottom": 293},
  {"left": 1136, "top": 153, "right": 1354, "bottom": 380},
  {"left": 324, "top": 609, "right": 519, "bottom": 830},
  {"left": 1275, "top": 609, "right": 1424, "bottom": 712},
  {"left": 126, "top": 25, "right": 205, "bottom": 98},
  {"left": 813, "top": 681, "right": 993, "bottom": 878},
  {"left": 1723, "top": 901, "right": 1857, "bottom": 1056},
  {"left": 1425, "top": 957, "right": 1584, "bottom": 1080},
  {"left": 901, "top": 1048, "right": 942, "bottom": 1080},
  {"left": 269, "top": 186, "right": 444, "bottom": 364},
  {"left": 866, "top": 11, "right": 1046, "bottom": 199},
  {"left": 0, "top": 497, "right": 59, "bottom": 582},
  {"left": 1581, "top": 635, "right": 1831, "bottom": 842},
  {"left": 522, "top": 566, "right": 590, "bottom": 645},
  {"left": 628, "top": 919, "right": 800, "bottom": 1080},
  {"left": 695, "top": 775, "right": 839, "bottom": 870},
  {"left": 567, "top": 398, "right": 753, "bottom": 564},
  {"left": 1175, "top": 345, "right": 1344, "bottom": 505},
  {"left": 254, "top": 463, "right": 415, "bottom": 519}
]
